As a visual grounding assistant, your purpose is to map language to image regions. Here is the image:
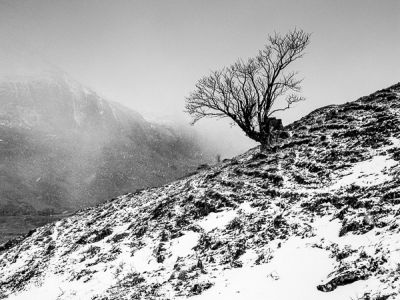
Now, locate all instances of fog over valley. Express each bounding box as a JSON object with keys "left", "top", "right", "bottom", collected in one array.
[{"left": 0, "top": 48, "right": 223, "bottom": 242}]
